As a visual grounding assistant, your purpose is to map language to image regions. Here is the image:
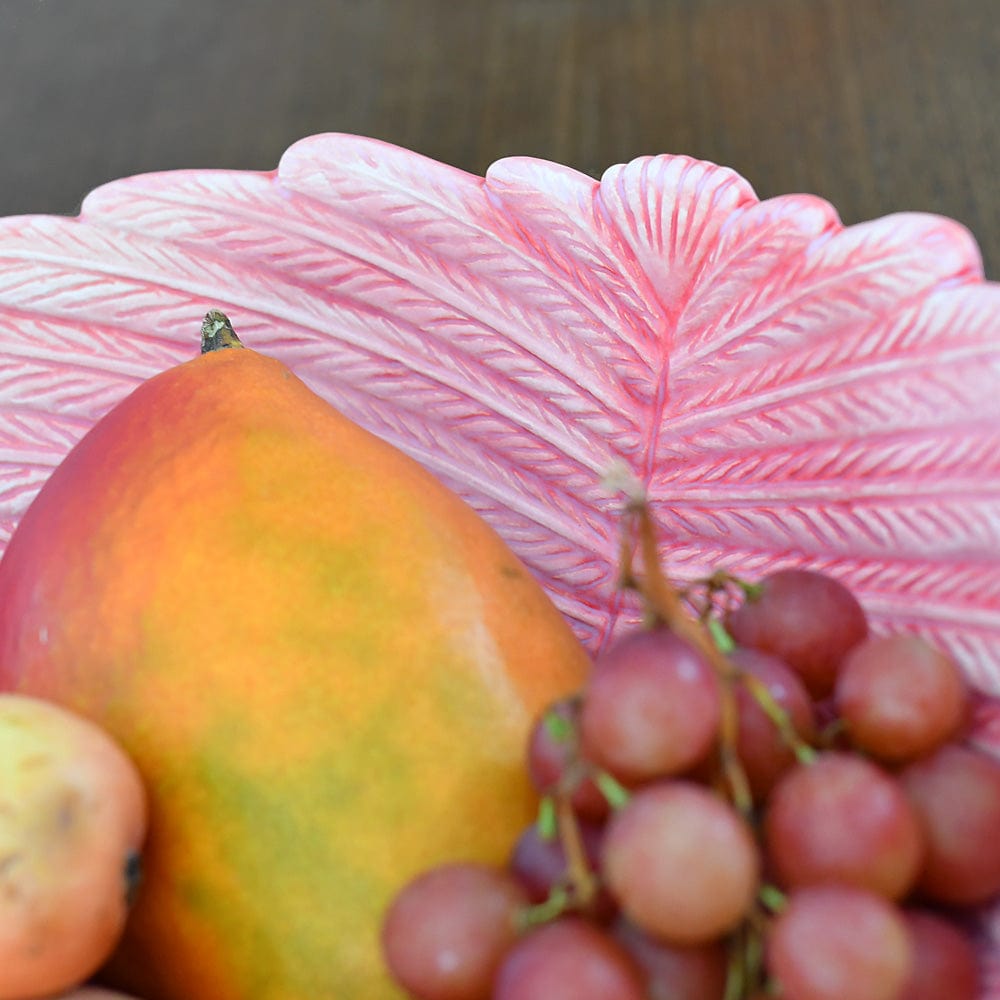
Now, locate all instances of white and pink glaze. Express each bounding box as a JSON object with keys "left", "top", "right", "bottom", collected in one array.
[{"left": 0, "top": 131, "right": 998, "bottom": 988}]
